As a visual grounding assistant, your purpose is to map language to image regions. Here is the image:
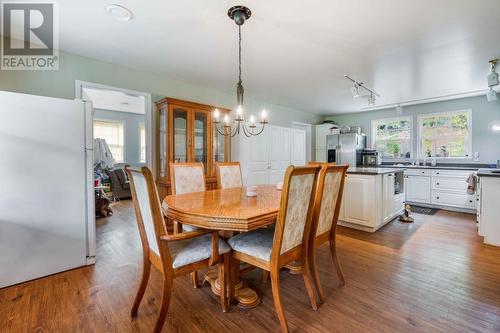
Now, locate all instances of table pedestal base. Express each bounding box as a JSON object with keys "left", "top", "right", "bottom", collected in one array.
[
  {"left": 285, "top": 260, "right": 303, "bottom": 274},
  {"left": 204, "top": 270, "right": 260, "bottom": 309}
]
